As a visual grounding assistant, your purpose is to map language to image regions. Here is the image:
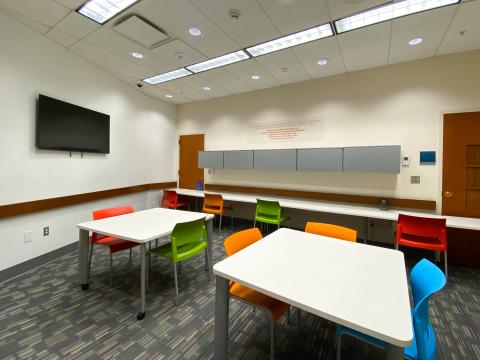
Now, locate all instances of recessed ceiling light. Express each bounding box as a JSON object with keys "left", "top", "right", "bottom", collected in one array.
[
  {"left": 334, "top": 0, "right": 459, "bottom": 34},
  {"left": 246, "top": 23, "right": 333, "bottom": 57},
  {"left": 202, "top": 86, "right": 211, "bottom": 91},
  {"left": 130, "top": 51, "right": 144, "bottom": 59},
  {"left": 143, "top": 68, "right": 192, "bottom": 85},
  {"left": 186, "top": 50, "right": 249, "bottom": 73},
  {"left": 251, "top": 75, "right": 260, "bottom": 80},
  {"left": 317, "top": 58, "right": 329, "bottom": 65},
  {"left": 188, "top": 27, "right": 202, "bottom": 36},
  {"left": 77, "top": 0, "right": 140, "bottom": 24},
  {"left": 408, "top": 37, "right": 423, "bottom": 46},
  {"left": 165, "top": 94, "right": 173, "bottom": 98}
]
